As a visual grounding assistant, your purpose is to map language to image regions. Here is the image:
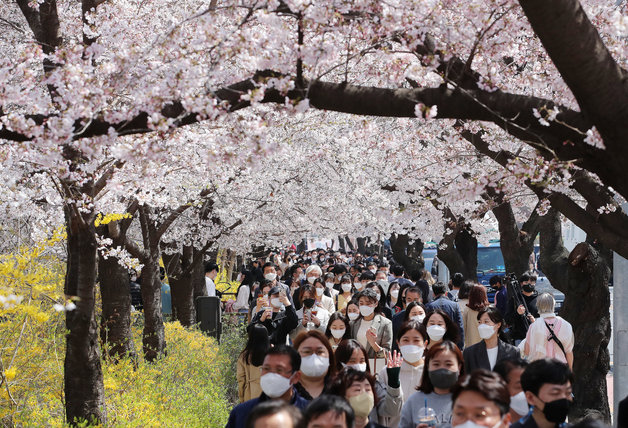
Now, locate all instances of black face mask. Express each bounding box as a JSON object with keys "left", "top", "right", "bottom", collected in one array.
[
  {"left": 541, "top": 398, "right": 571, "bottom": 424},
  {"left": 522, "top": 283, "right": 535, "bottom": 293},
  {"left": 303, "top": 298, "right": 315, "bottom": 309}
]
